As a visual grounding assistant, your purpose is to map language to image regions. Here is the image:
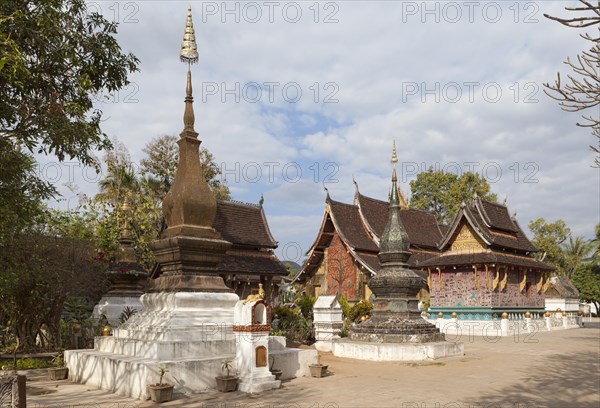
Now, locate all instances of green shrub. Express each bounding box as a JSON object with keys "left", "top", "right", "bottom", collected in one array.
[
  {"left": 339, "top": 319, "right": 350, "bottom": 338},
  {"left": 339, "top": 294, "right": 350, "bottom": 318},
  {"left": 271, "top": 304, "right": 314, "bottom": 344},
  {"left": 7, "top": 357, "right": 54, "bottom": 369},
  {"left": 295, "top": 294, "right": 316, "bottom": 320},
  {"left": 348, "top": 300, "right": 373, "bottom": 323}
]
